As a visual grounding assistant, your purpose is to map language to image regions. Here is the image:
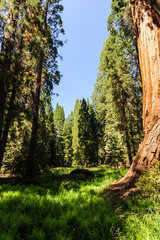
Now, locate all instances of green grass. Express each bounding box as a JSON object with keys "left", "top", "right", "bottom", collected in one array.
[
  {"left": 116, "top": 163, "right": 160, "bottom": 240},
  {"left": 0, "top": 166, "right": 160, "bottom": 240}
]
